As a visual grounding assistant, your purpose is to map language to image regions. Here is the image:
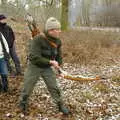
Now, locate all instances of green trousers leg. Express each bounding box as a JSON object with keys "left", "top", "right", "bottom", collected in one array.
[
  {"left": 19, "top": 64, "right": 62, "bottom": 106},
  {"left": 19, "top": 63, "right": 41, "bottom": 105},
  {"left": 41, "top": 67, "right": 63, "bottom": 104}
]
